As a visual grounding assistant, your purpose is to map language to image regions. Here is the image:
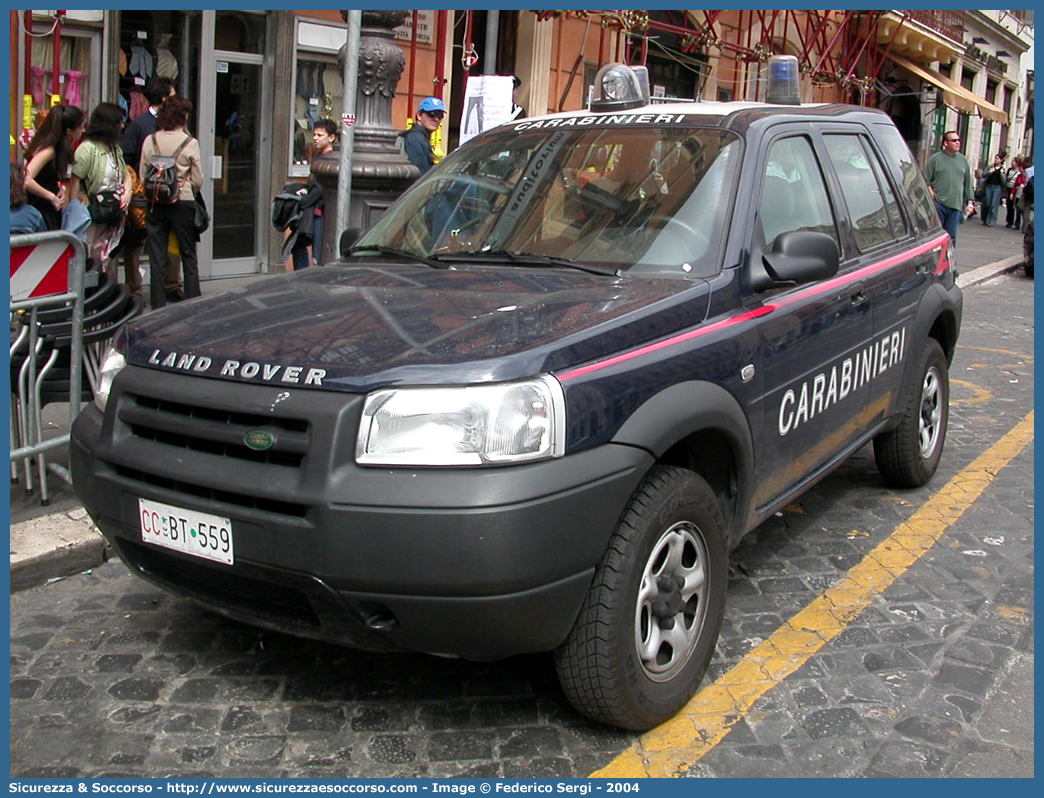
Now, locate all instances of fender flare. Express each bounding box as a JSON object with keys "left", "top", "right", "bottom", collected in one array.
[
  {"left": 891, "top": 283, "right": 960, "bottom": 423},
  {"left": 612, "top": 380, "right": 756, "bottom": 541}
]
